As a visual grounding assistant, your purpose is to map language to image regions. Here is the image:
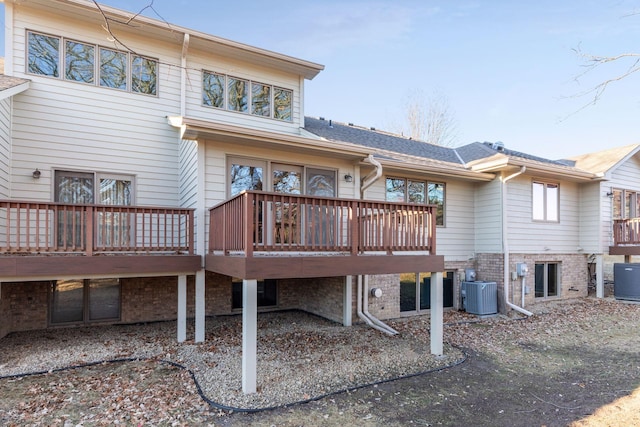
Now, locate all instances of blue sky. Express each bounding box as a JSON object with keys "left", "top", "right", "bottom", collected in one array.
[{"left": 2, "top": 1, "right": 639, "bottom": 160}]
